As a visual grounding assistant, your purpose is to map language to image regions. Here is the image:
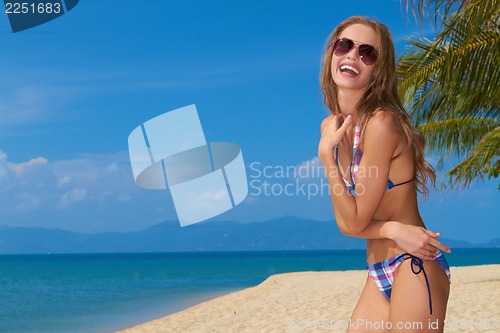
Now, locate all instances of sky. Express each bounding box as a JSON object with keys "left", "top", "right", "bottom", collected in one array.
[{"left": 0, "top": 0, "right": 498, "bottom": 244}]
